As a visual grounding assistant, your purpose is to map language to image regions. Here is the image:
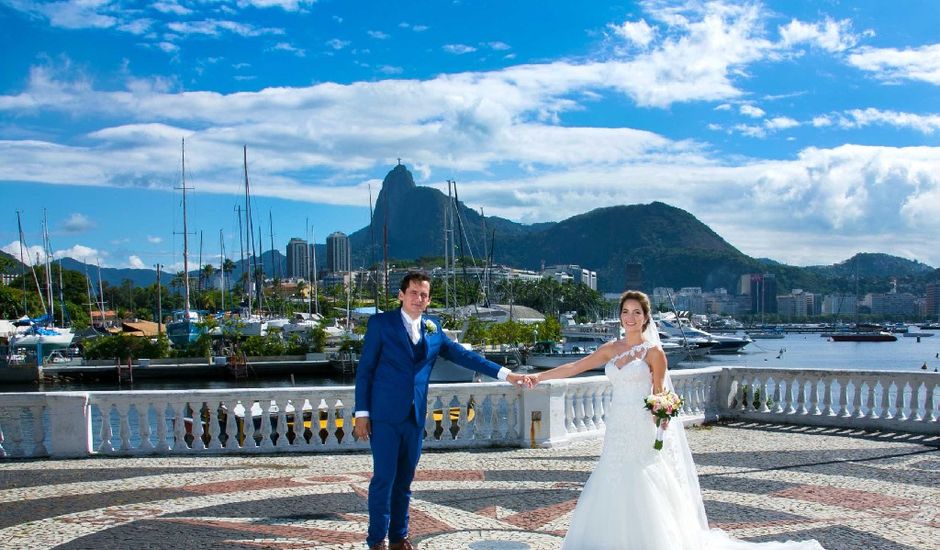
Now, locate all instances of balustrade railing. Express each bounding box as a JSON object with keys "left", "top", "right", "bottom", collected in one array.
[
  {"left": 722, "top": 368, "right": 939, "bottom": 434},
  {"left": 1, "top": 367, "right": 936, "bottom": 459}
]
